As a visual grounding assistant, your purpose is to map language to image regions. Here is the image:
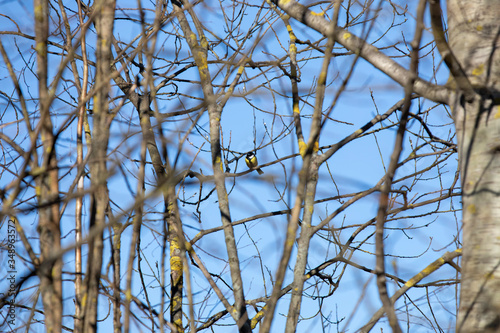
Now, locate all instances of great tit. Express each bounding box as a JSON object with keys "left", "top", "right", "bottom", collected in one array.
[{"left": 245, "top": 152, "right": 264, "bottom": 175}]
